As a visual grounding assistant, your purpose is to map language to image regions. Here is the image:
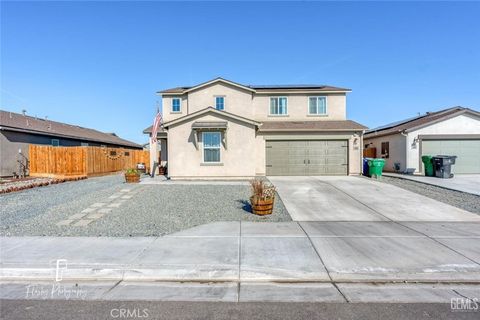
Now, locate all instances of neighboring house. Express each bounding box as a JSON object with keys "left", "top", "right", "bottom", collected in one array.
[
  {"left": 0, "top": 110, "right": 142, "bottom": 177},
  {"left": 143, "top": 77, "right": 366, "bottom": 179},
  {"left": 364, "top": 106, "right": 480, "bottom": 174}
]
